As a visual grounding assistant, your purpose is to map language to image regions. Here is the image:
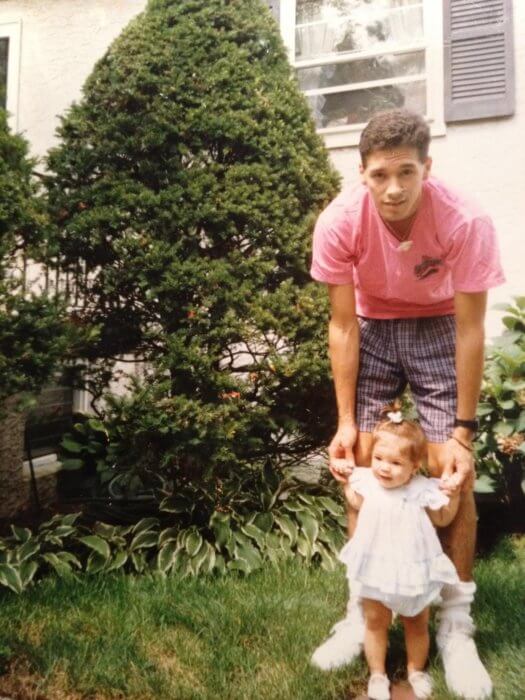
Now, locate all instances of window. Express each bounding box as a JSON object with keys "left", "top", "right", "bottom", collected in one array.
[
  {"left": 0, "top": 21, "right": 21, "bottom": 129},
  {"left": 278, "top": 1, "right": 445, "bottom": 147}
]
